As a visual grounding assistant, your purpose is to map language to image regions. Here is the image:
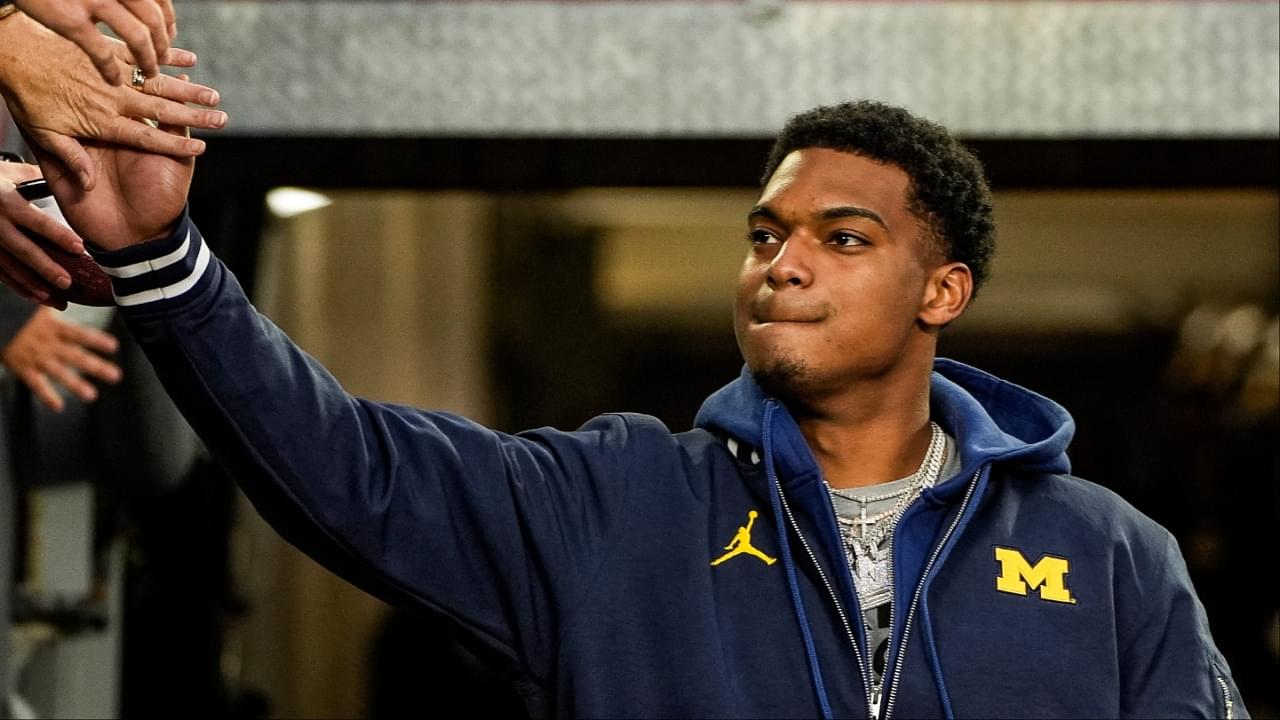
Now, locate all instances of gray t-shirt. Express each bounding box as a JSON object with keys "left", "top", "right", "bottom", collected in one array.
[{"left": 828, "top": 432, "right": 961, "bottom": 687}]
